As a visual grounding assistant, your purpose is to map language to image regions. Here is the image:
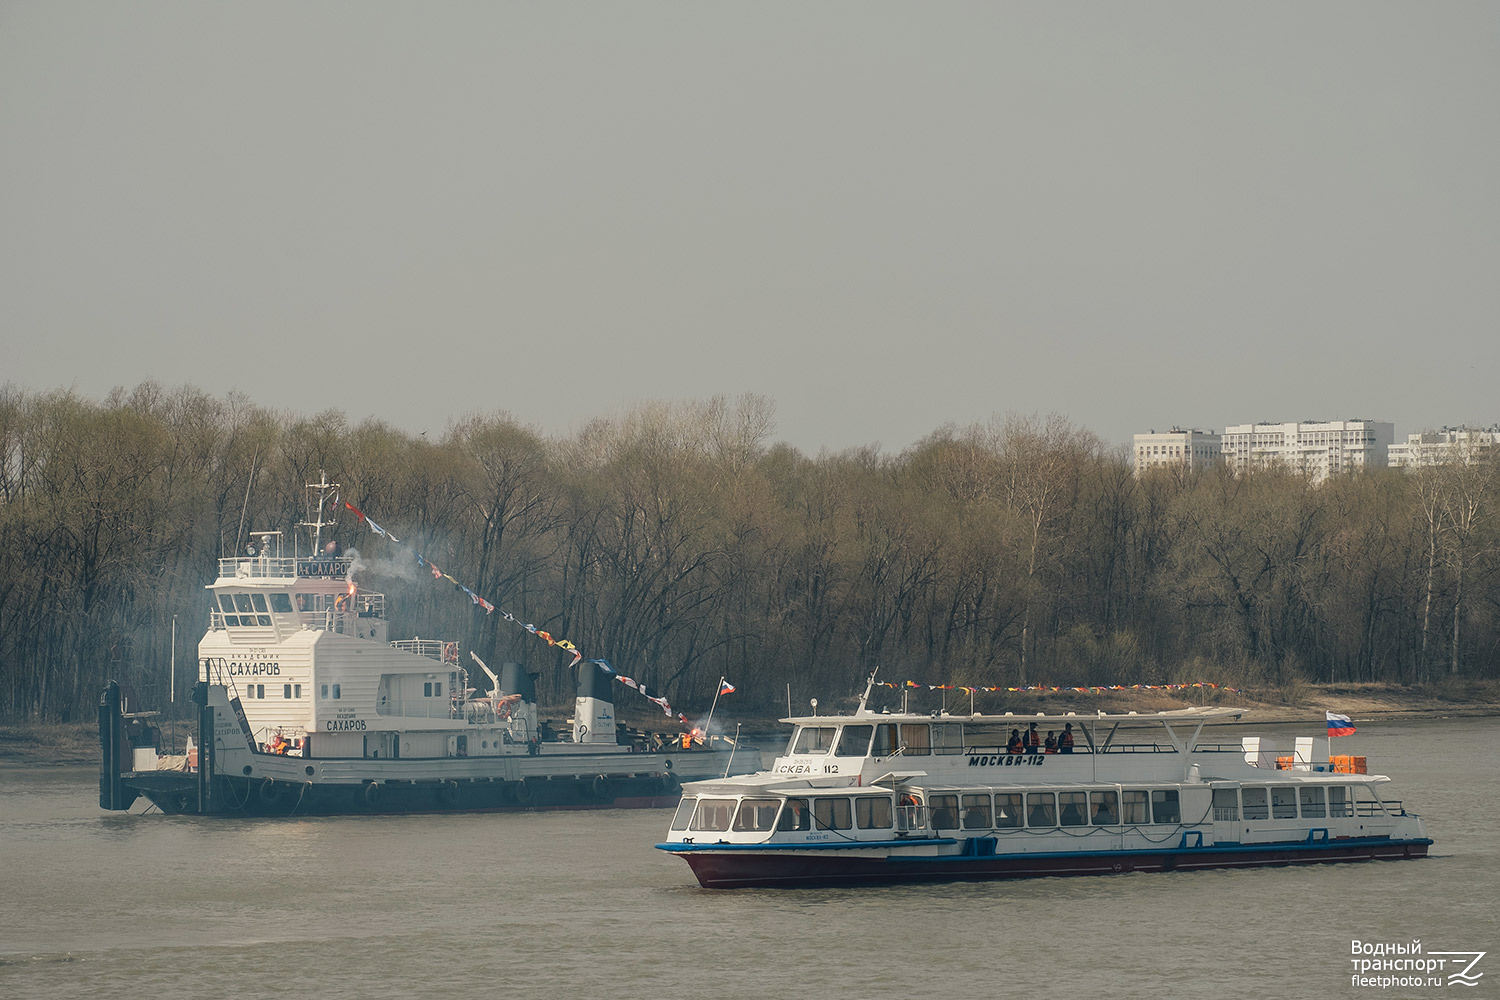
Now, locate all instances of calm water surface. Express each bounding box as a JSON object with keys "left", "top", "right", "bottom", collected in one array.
[{"left": 2, "top": 719, "right": 1496, "bottom": 999}]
